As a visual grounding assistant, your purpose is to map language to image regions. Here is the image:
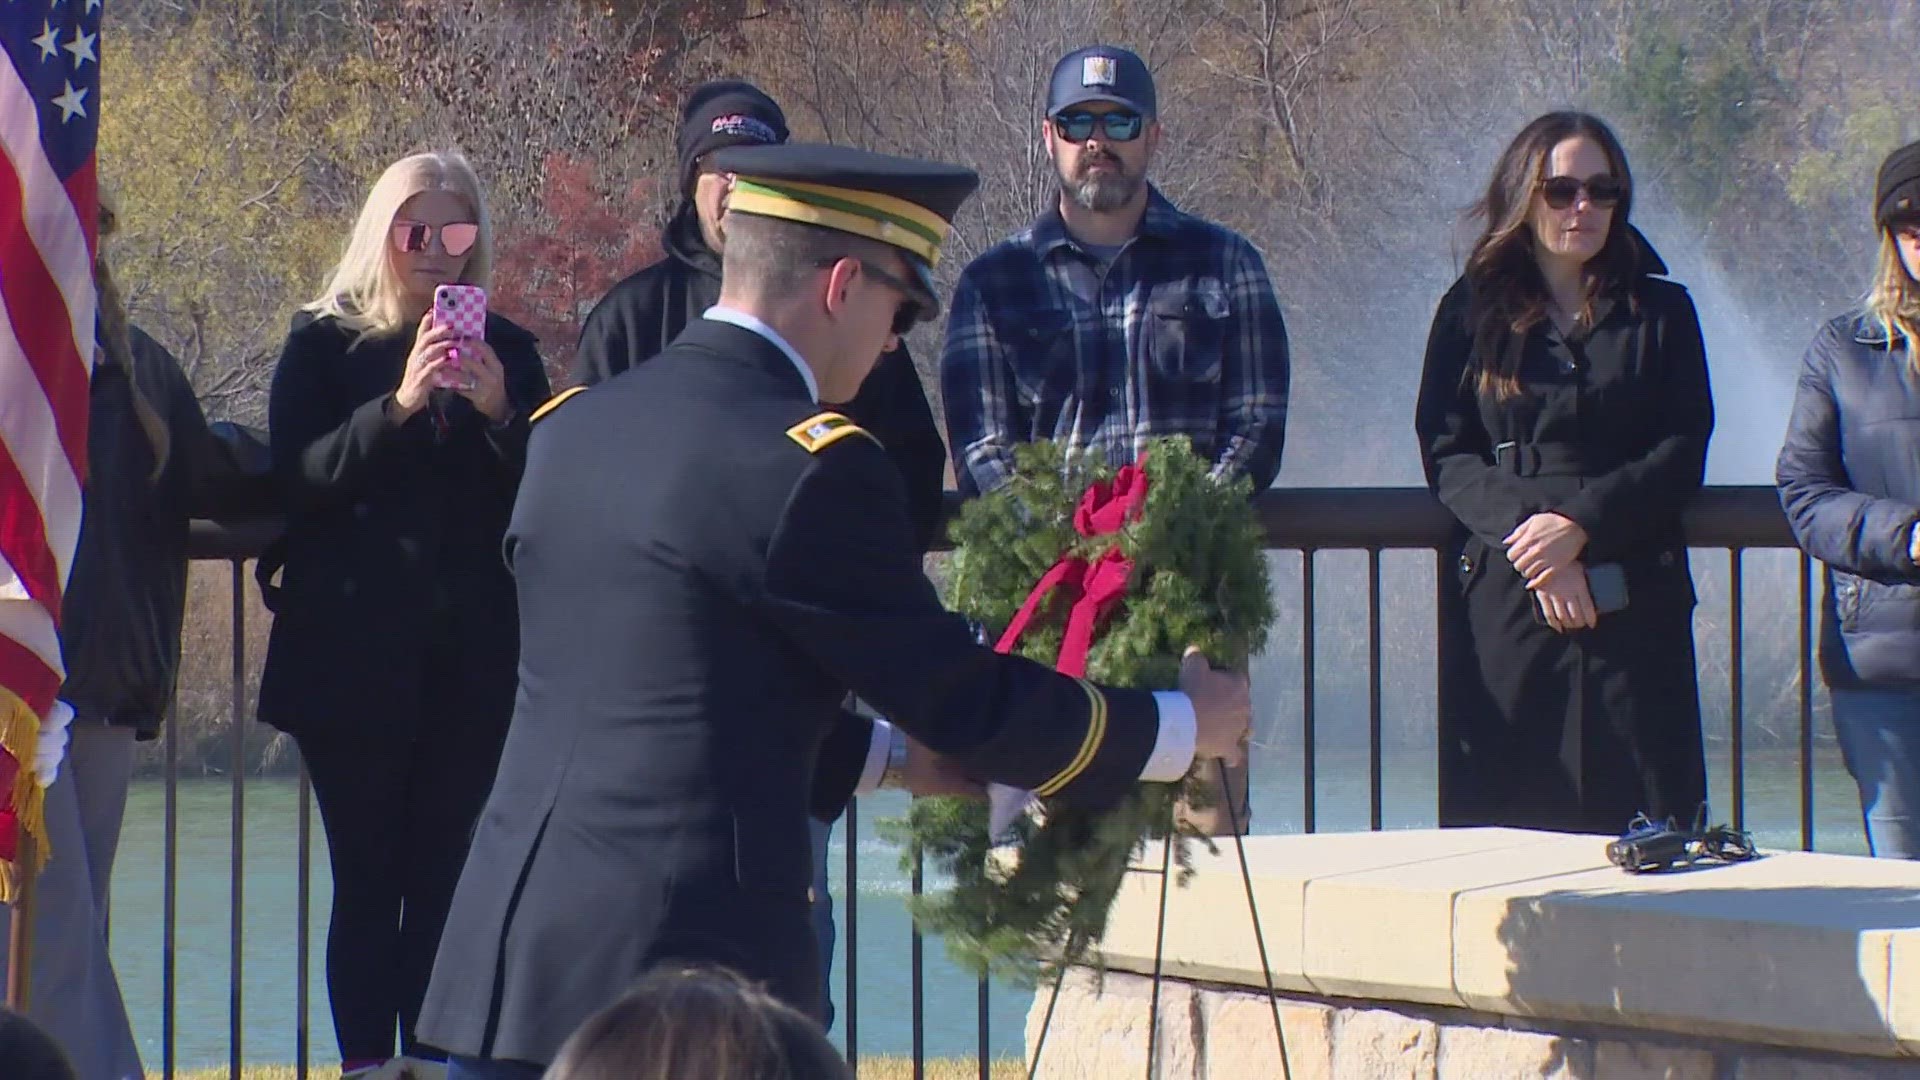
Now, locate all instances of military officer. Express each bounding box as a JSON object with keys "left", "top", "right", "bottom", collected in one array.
[{"left": 417, "top": 144, "right": 1252, "bottom": 1080}]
